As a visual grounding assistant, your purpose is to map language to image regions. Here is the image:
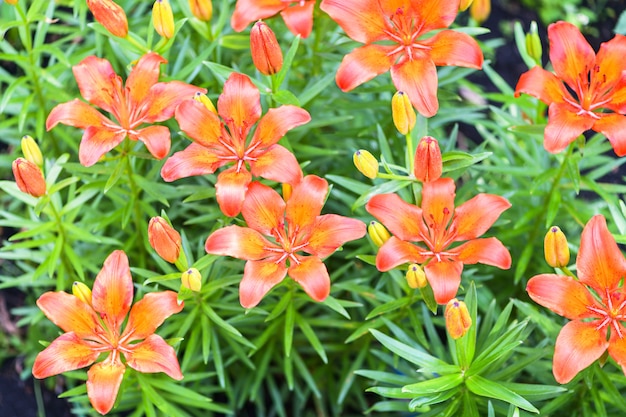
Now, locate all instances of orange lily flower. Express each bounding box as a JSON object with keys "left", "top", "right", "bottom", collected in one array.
[
  {"left": 231, "top": 0, "right": 316, "bottom": 38},
  {"left": 32, "top": 250, "right": 184, "bottom": 415},
  {"left": 162, "top": 72, "right": 310, "bottom": 217},
  {"left": 46, "top": 53, "right": 205, "bottom": 167},
  {"left": 515, "top": 21, "right": 626, "bottom": 155},
  {"left": 366, "top": 177, "right": 511, "bottom": 304},
  {"left": 320, "top": 0, "right": 483, "bottom": 117},
  {"left": 527, "top": 215, "right": 626, "bottom": 384},
  {"left": 204, "top": 175, "right": 366, "bottom": 308}
]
